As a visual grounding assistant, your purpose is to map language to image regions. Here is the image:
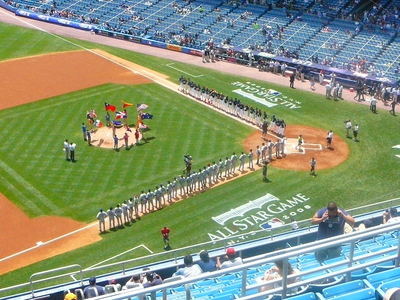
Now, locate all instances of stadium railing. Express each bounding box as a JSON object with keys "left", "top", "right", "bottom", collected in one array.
[
  {"left": 71, "top": 221, "right": 400, "bottom": 299},
  {"left": 1, "top": 198, "right": 399, "bottom": 299},
  {"left": 3, "top": 219, "right": 399, "bottom": 300}
]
